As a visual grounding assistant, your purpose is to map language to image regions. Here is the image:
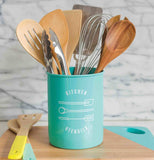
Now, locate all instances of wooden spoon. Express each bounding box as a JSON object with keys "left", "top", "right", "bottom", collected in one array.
[
  {"left": 39, "top": 9, "right": 70, "bottom": 74},
  {"left": 63, "top": 10, "right": 82, "bottom": 66},
  {"left": 95, "top": 20, "right": 136, "bottom": 73},
  {"left": 106, "top": 15, "right": 120, "bottom": 30},
  {"left": 8, "top": 119, "right": 36, "bottom": 160},
  {"left": 16, "top": 19, "right": 45, "bottom": 66},
  {"left": 8, "top": 113, "right": 42, "bottom": 159},
  {"left": 102, "top": 15, "right": 121, "bottom": 49}
]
